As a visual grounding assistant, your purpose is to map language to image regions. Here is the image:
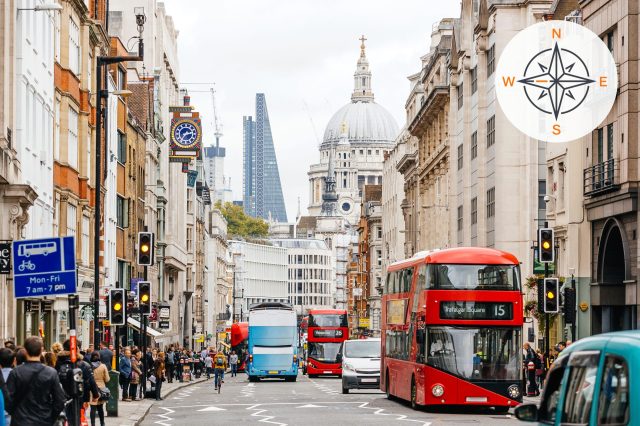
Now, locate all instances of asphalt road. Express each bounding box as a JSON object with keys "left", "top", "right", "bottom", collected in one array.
[{"left": 141, "top": 373, "right": 527, "bottom": 426}]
